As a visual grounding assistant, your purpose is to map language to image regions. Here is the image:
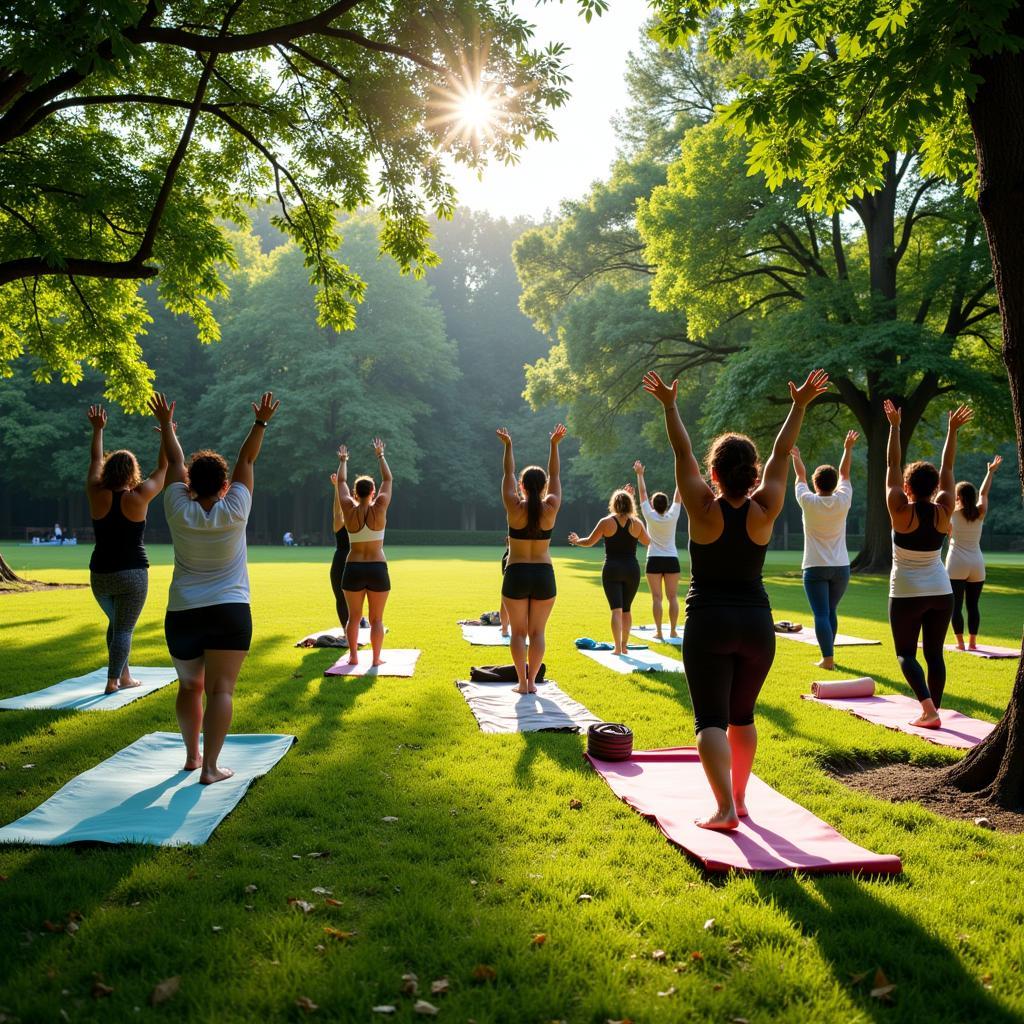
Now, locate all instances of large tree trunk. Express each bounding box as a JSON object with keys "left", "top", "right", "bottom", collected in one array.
[
  {"left": 945, "top": 13, "right": 1024, "bottom": 809},
  {"left": 851, "top": 417, "right": 892, "bottom": 573},
  {"left": 0, "top": 550, "right": 27, "bottom": 586}
]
